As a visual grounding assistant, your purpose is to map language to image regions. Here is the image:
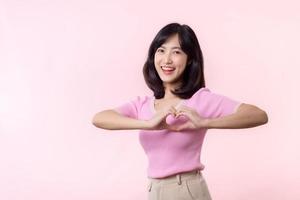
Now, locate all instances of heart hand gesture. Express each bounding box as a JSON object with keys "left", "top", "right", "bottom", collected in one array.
[
  {"left": 146, "top": 105, "right": 208, "bottom": 132},
  {"left": 167, "top": 105, "right": 208, "bottom": 131}
]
